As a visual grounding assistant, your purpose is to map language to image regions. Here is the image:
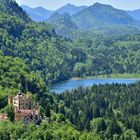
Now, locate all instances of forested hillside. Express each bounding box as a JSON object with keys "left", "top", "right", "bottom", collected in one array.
[
  {"left": 0, "top": 0, "right": 140, "bottom": 139},
  {"left": 47, "top": 12, "right": 78, "bottom": 38},
  {"left": 0, "top": 0, "right": 140, "bottom": 89},
  {"left": 56, "top": 83, "right": 140, "bottom": 139},
  {"left": 72, "top": 34, "right": 140, "bottom": 77},
  {"left": 1, "top": 0, "right": 139, "bottom": 87},
  {"left": 0, "top": 0, "right": 87, "bottom": 87},
  {"left": 0, "top": 81, "right": 140, "bottom": 139},
  {"left": 73, "top": 3, "right": 140, "bottom": 30}
]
